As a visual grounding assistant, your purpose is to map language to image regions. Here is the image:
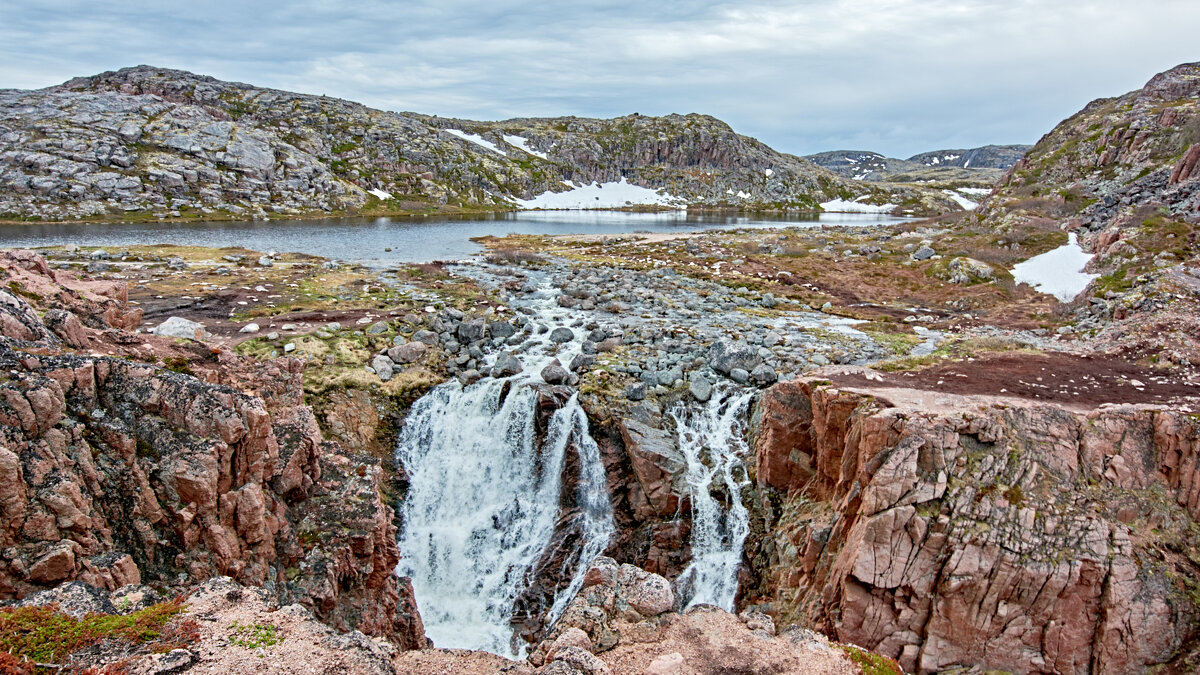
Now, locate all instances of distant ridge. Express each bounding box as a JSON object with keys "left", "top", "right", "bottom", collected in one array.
[
  {"left": 804, "top": 144, "right": 1030, "bottom": 183},
  {"left": 0, "top": 65, "right": 964, "bottom": 223}
]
